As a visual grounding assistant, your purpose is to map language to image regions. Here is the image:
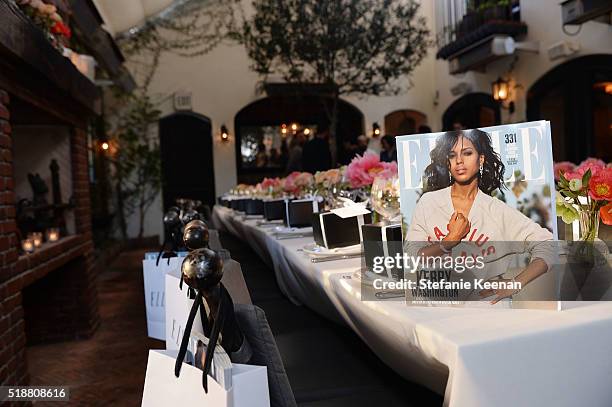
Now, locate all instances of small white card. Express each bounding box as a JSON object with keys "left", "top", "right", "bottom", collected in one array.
[{"left": 330, "top": 200, "right": 370, "bottom": 219}]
